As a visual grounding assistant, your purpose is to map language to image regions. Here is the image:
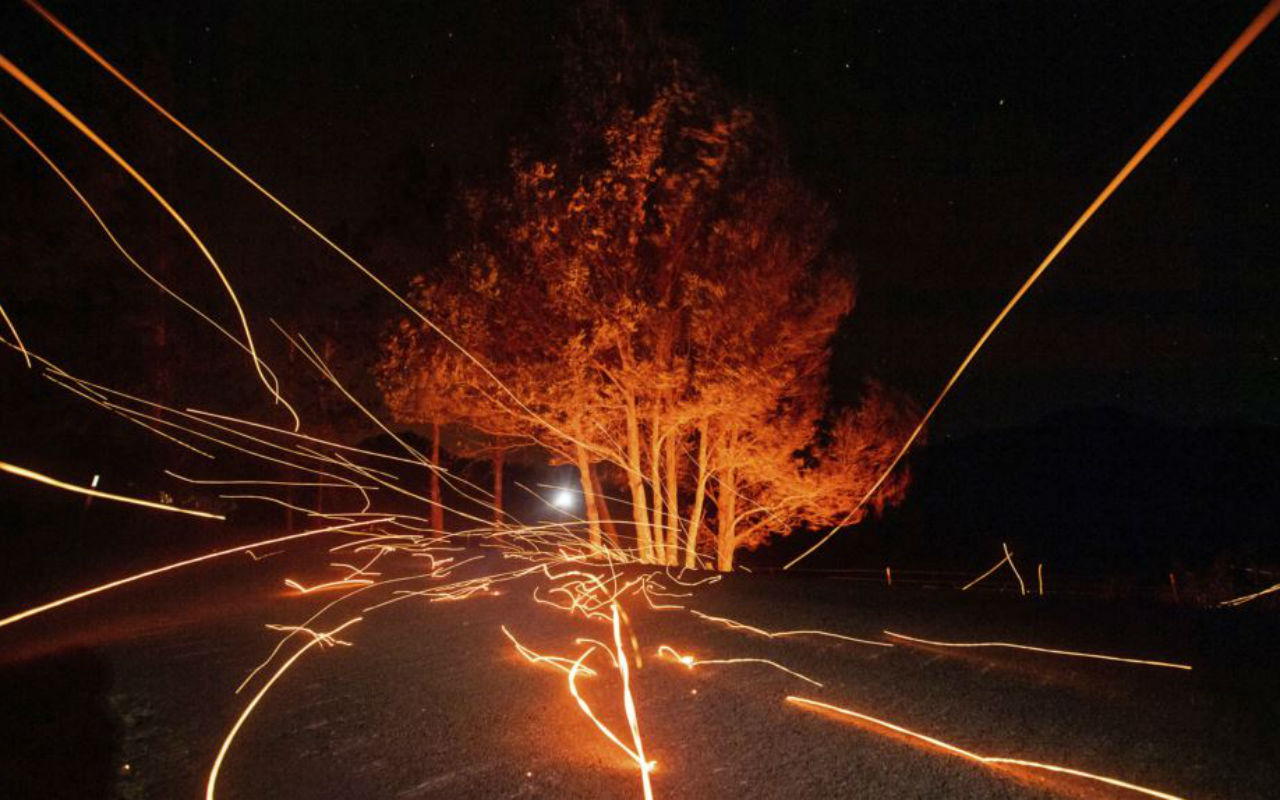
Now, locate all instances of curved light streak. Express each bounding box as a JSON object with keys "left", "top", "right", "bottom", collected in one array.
[
  {"left": 0, "top": 52, "right": 298, "bottom": 429},
  {"left": 206, "top": 617, "right": 361, "bottom": 800}
]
